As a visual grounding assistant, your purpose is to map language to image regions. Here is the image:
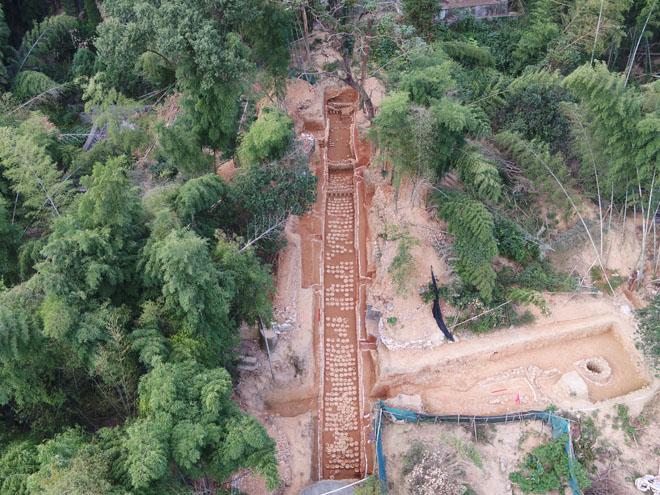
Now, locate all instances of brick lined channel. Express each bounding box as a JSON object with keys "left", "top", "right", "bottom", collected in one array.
[{"left": 320, "top": 90, "right": 362, "bottom": 479}]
